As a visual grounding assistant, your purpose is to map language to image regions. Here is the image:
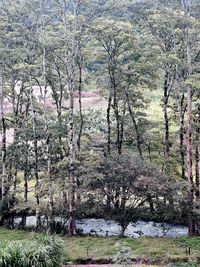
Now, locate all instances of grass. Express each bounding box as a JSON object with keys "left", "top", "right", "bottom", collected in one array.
[
  {"left": 0, "top": 227, "right": 199, "bottom": 264},
  {"left": 0, "top": 228, "right": 32, "bottom": 241}
]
